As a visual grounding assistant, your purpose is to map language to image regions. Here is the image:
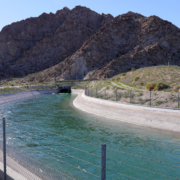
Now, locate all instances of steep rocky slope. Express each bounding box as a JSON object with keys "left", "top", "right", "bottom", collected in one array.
[
  {"left": 55, "top": 12, "right": 180, "bottom": 80},
  {"left": 0, "top": 7, "right": 71, "bottom": 77},
  {"left": 0, "top": 6, "right": 180, "bottom": 82},
  {"left": 0, "top": 6, "right": 113, "bottom": 78}
]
